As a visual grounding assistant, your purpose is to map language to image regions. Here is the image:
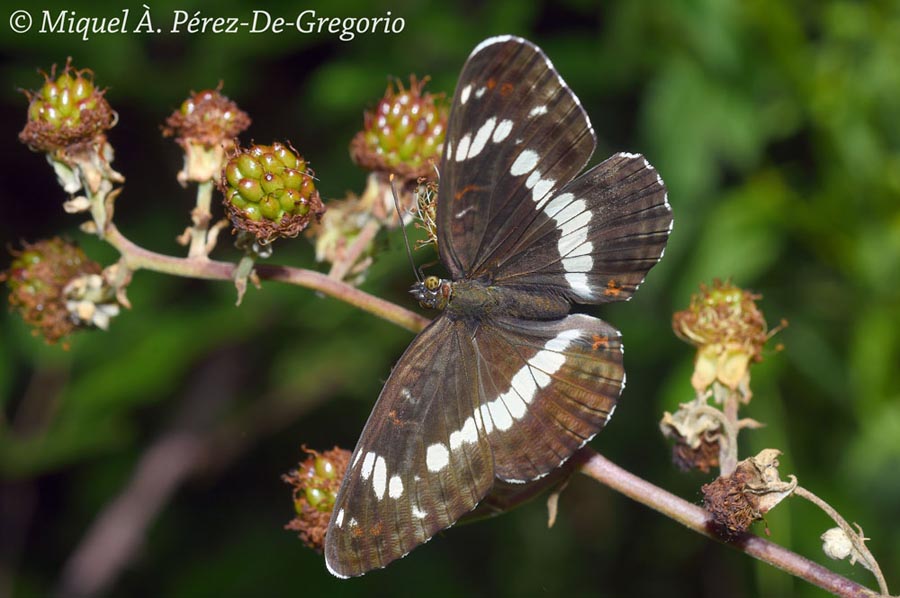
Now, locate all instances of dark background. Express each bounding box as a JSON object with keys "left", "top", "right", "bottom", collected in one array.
[{"left": 1, "top": 0, "right": 898, "bottom": 596}]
